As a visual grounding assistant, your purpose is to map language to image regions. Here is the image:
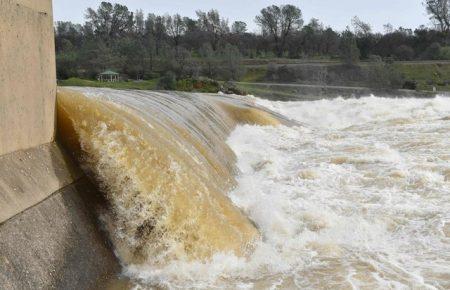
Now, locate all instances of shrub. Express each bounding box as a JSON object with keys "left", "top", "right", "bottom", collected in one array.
[
  {"left": 277, "top": 65, "right": 296, "bottom": 82},
  {"left": 395, "top": 45, "right": 415, "bottom": 61},
  {"left": 440, "top": 46, "right": 450, "bottom": 60},
  {"left": 266, "top": 63, "right": 278, "bottom": 81},
  {"left": 403, "top": 80, "right": 417, "bottom": 90},
  {"left": 366, "top": 61, "right": 404, "bottom": 89},
  {"left": 175, "top": 77, "right": 220, "bottom": 93},
  {"left": 144, "top": 72, "right": 160, "bottom": 79},
  {"left": 422, "top": 42, "right": 442, "bottom": 60},
  {"left": 157, "top": 71, "right": 177, "bottom": 90},
  {"left": 220, "top": 81, "right": 247, "bottom": 95}
]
